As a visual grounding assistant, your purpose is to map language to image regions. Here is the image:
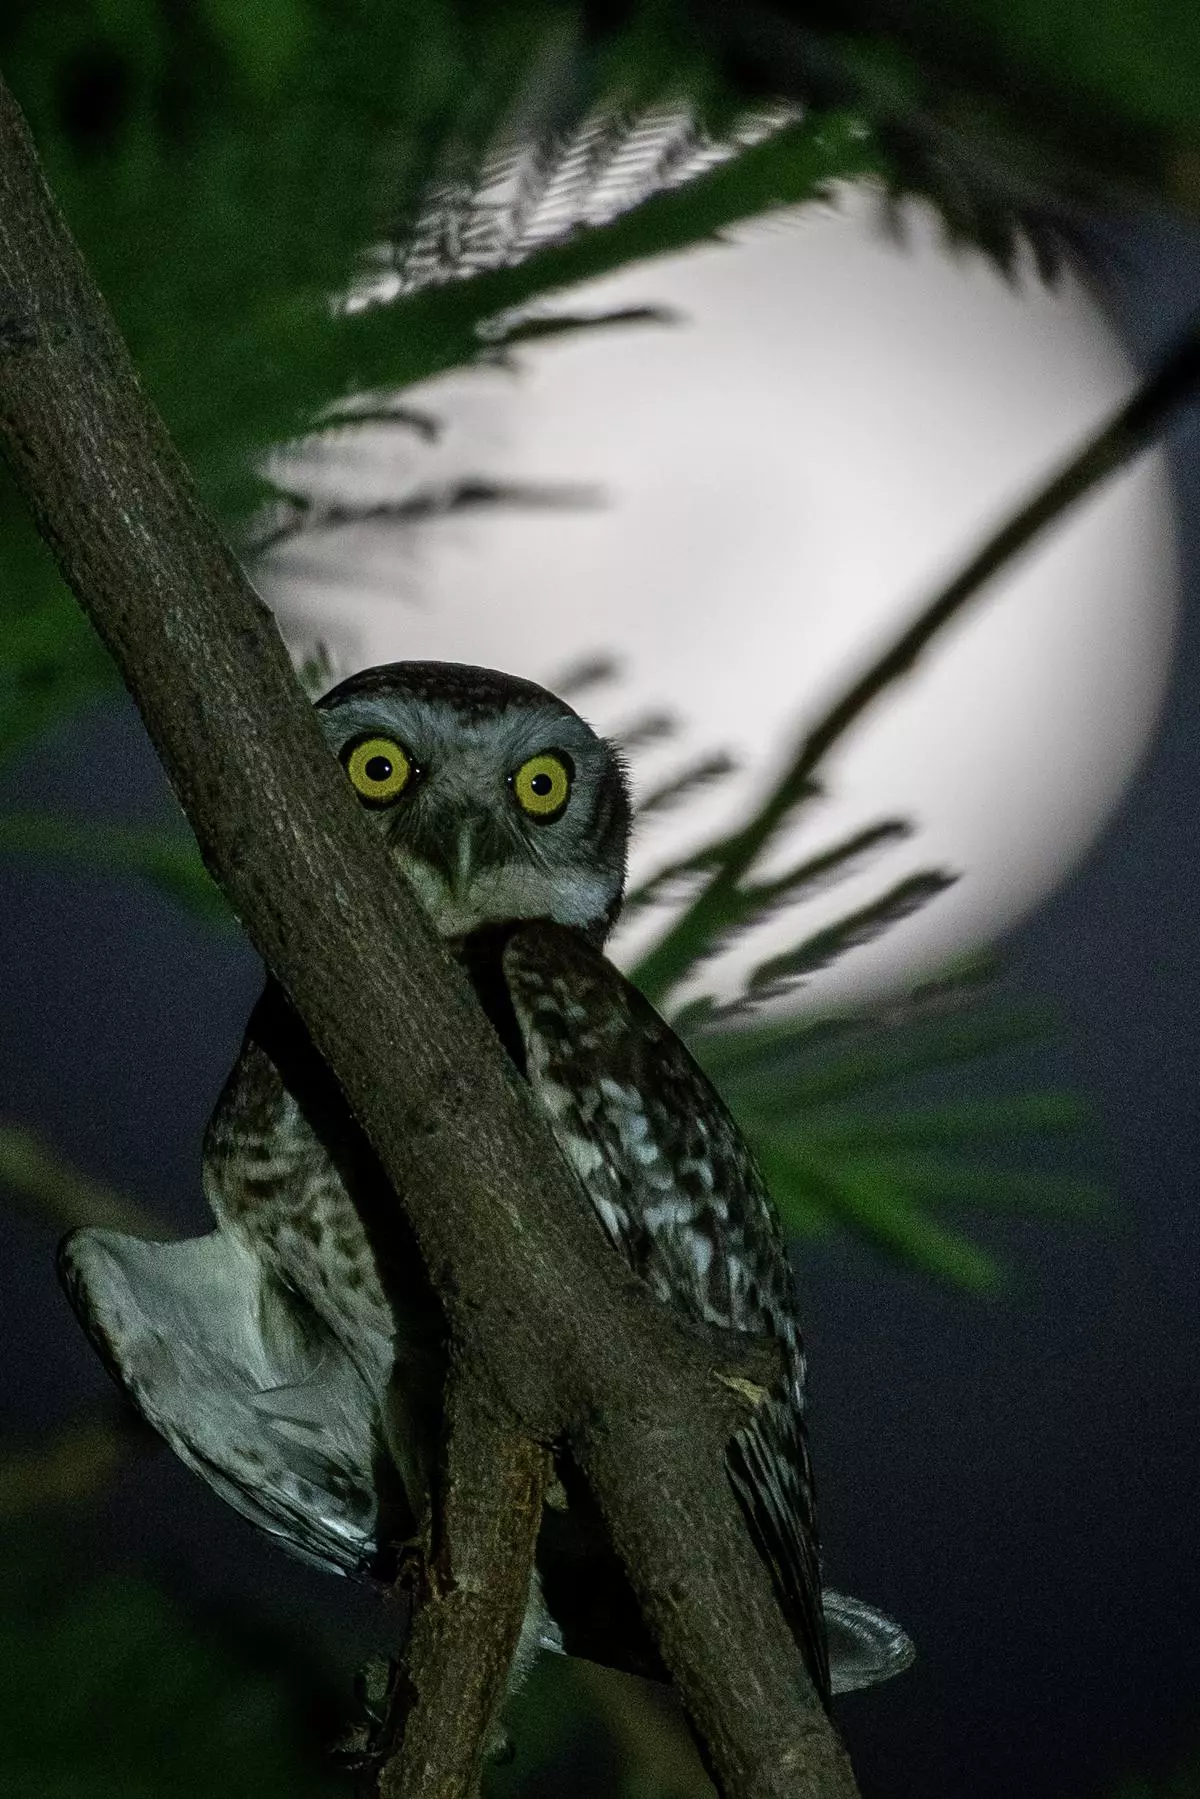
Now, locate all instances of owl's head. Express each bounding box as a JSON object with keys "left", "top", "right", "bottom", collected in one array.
[{"left": 316, "top": 661, "right": 631, "bottom": 945}]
